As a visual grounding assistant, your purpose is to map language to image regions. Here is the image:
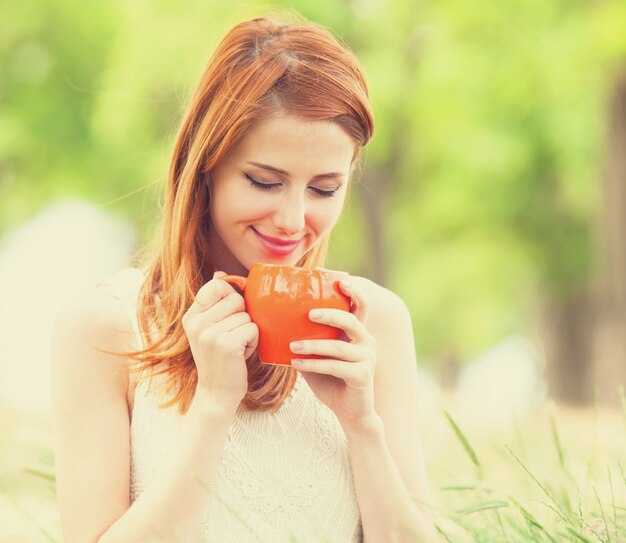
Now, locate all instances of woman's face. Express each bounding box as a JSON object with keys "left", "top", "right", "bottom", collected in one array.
[{"left": 208, "top": 115, "right": 356, "bottom": 274}]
